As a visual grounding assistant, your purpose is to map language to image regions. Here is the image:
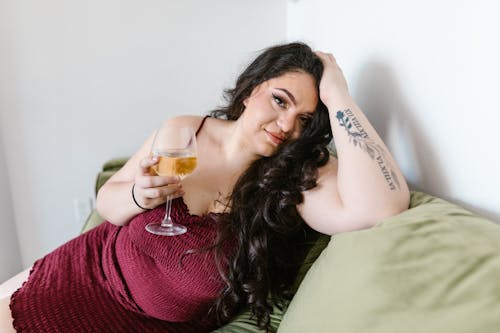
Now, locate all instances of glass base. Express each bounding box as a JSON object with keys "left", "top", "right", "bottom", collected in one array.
[{"left": 145, "top": 222, "right": 187, "bottom": 236}]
